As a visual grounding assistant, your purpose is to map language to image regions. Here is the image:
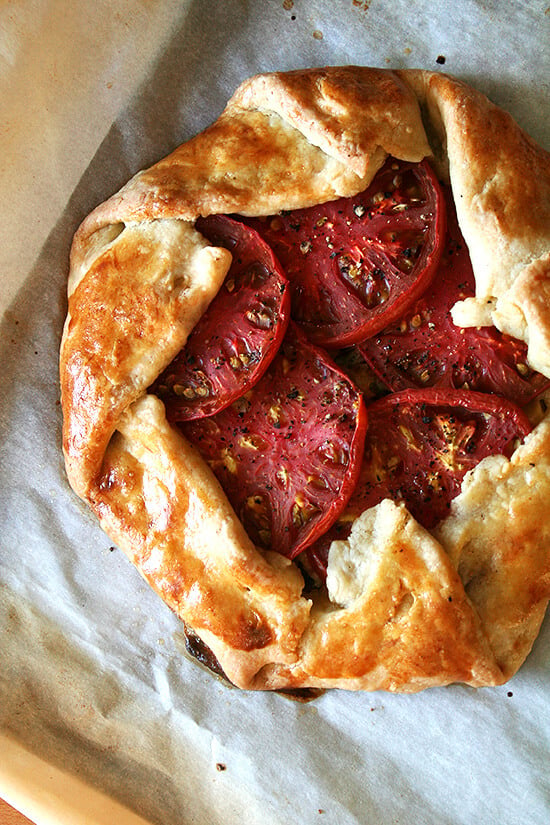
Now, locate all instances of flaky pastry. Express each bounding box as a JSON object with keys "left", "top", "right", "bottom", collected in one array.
[{"left": 60, "top": 67, "right": 550, "bottom": 692}]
